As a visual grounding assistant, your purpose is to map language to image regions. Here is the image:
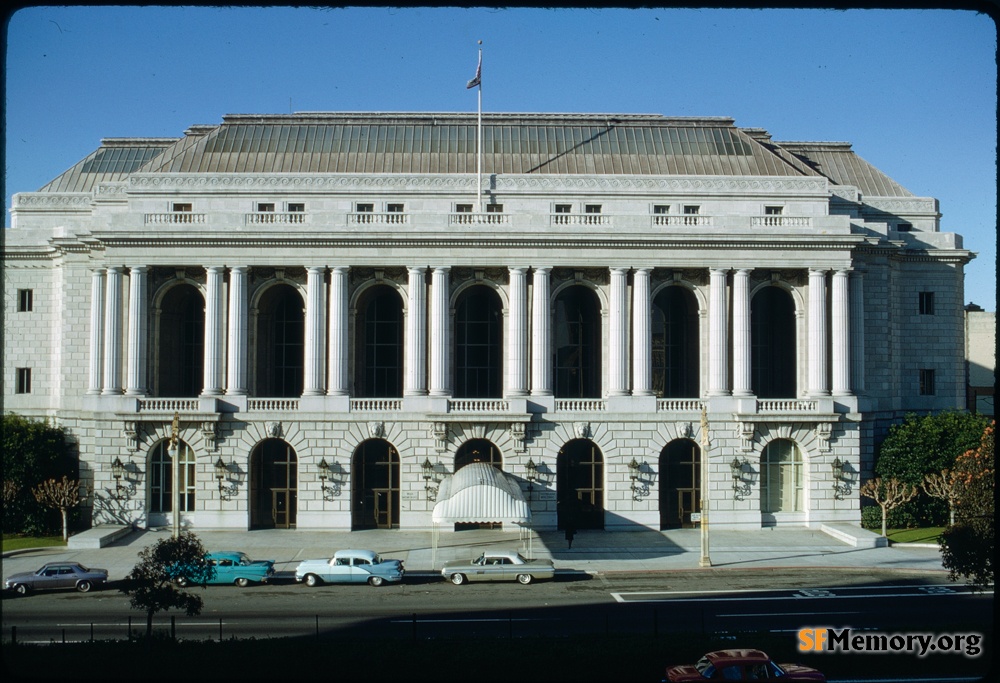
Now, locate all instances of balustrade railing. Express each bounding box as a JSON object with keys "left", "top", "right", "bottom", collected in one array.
[
  {"left": 555, "top": 399, "right": 606, "bottom": 412},
  {"left": 757, "top": 399, "right": 817, "bottom": 412},
  {"left": 449, "top": 399, "right": 509, "bottom": 412},
  {"left": 652, "top": 215, "right": 713, "bottom": 227},
  {"left": 137, "top": 398, "right": 199, "bottom": 412},
  {"left": 350, "top": 398, "right": 403, "bottom": 412},
  {"left": 246, "top": 212, "right": 306, "bottom": 225},
  {"left": 551, "top": 214, "right": 610, "bottom": 226},
  {"left": 750, "top": 216, "right": 812, "bottom": 228},
  {"left": 348, "top": 212, "right": 408, "bottom": 226},
  {"left": 144, "top": 213, "right": 206, "bottom": 225},
  {"left": 247, "top": 398, "right": 299, "bottom": 412},
  {"left": 656, "top": 399, "right": 705, "bottom": 412},
  {"left": 448, "top": 212, "right": 510, "bottom": 226}
]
